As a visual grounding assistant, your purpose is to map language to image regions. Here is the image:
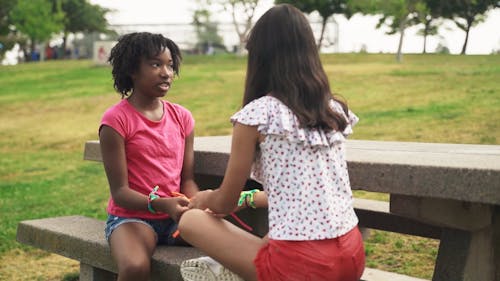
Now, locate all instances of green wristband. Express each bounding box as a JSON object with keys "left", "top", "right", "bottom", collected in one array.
[
  {"left": 148, "top": 186, "right": 160, "bottom": 214},
  {"left": 238, "top": 189, "right": 259, "bottom": 209}
]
